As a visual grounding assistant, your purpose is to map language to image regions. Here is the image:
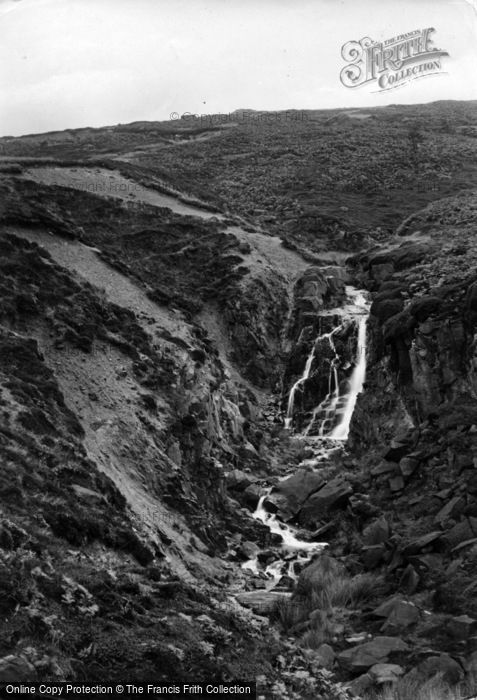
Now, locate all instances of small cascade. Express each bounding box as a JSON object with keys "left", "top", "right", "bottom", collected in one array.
[
  {"left": 284, "top": 346, "right": 316, "bottom": 429},
  {"left": 242, "top": 492, "right": 328, "bottom": 586}
]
